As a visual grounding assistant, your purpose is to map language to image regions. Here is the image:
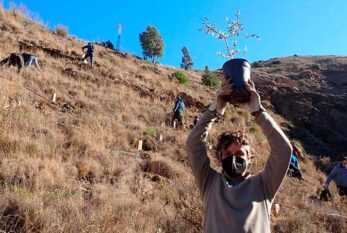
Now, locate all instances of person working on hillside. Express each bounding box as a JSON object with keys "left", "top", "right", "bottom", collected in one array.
[
  {"left": 186, "top": 77, "right": 292, "bottom": 232},
  {"left": 323, "top": 156, "right": 347, "bottom": 196},
  {"left": 82, "top": 42, "right": 94, "bottom": 67},
  {"left": 0, "top": 53, "right": 23, "bottom": 73},
  {"left": 171, "top": 95, "right": 185, "bottom": 129},
  {"left": 22, "top": 53, "right": 41, "bottom": 70},
  {"left": 288, "top": 154, "right": 304, "bottom": 181},
  {"left": 1, "top": 52, "right": 40, "bottom": 73}
]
